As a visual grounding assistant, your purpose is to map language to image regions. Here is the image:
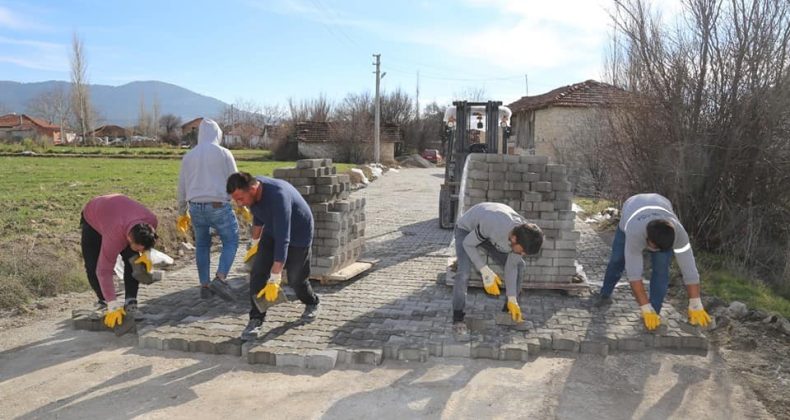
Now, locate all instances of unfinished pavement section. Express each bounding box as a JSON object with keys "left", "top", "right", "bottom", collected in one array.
[{"left": 77, "top": 168, "right": 708, "bottom": 368}]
